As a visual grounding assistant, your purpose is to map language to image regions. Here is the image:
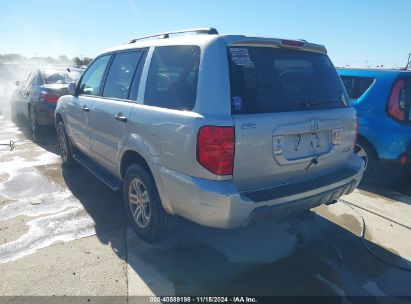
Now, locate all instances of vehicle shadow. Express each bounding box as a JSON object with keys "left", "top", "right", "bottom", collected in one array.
[
  {"left": 359, "top": 167, "right": 411, "bottom": 202},
  {"left": 61, "top": 164, "right": 411, "bottom": 297}
]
